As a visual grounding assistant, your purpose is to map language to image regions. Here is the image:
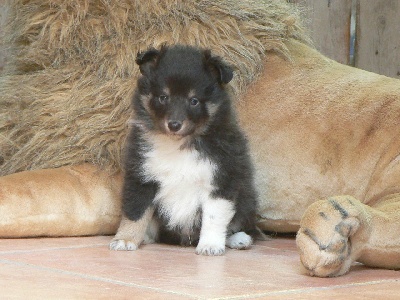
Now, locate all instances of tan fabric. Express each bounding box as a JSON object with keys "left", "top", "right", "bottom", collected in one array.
[
  {"left": 0, "top": 165, "right": 122, "bottom": 237},
  {"left": 239, "top": 41, "right": 400, "bottom": 233},
  {"left": 238, "top": 41, "right": 400, "bottom": 276}
]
